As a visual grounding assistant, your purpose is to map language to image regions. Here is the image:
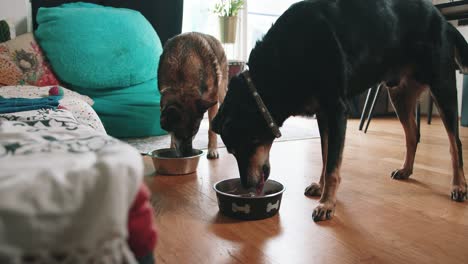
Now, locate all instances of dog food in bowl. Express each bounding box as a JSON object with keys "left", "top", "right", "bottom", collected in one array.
[
  {"left": 225, "top": 186, "right": 277, "bottom": 197},
  {"left": 213, "top": 178, "right": 285, "bottom": 220},
  {"left": 148, "top": 148, "right": 203, "bottom": 175}
]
